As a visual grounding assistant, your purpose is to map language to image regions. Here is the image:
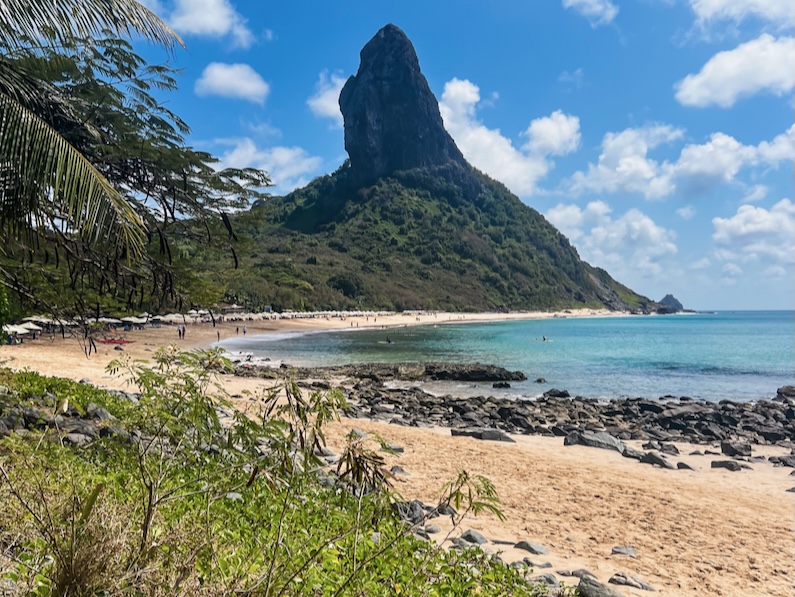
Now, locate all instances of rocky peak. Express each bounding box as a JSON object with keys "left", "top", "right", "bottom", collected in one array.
[
  {"left": 339, "top": 24, "right": 467, "bottom": 183},
  {"left": 659, "top": 294, "right": 684, "bottom": 312}
]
